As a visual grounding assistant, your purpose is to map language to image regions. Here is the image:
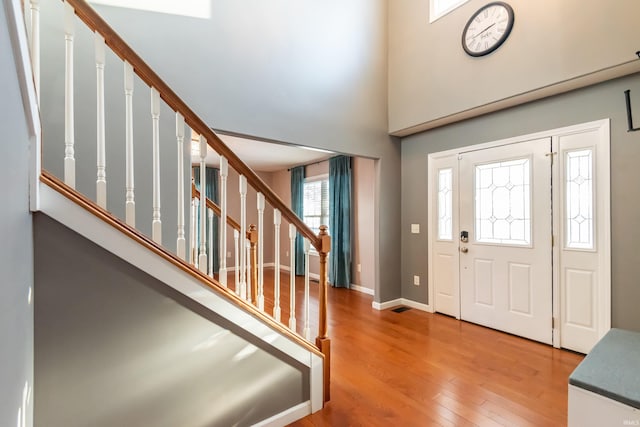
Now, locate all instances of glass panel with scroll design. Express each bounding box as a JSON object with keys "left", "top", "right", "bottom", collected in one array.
[
  {"left": 475, "top": 158, "right": 531, "bottom": 245},
  {"left": 438, "top": 168, "right": 453, "bottom": 240},
  {"left": 566, "top": 149, "right": 594, "bottom": 249}
]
